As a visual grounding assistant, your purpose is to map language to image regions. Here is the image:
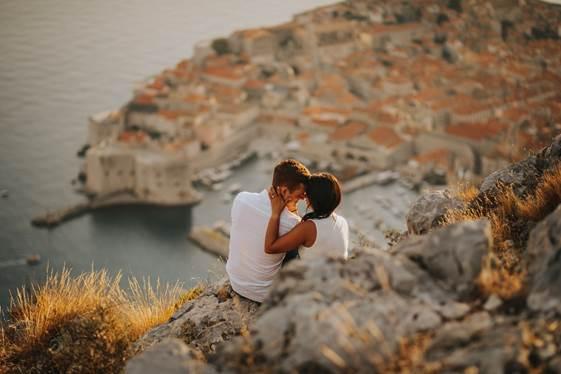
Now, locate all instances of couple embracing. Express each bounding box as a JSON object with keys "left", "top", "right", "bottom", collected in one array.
[{"left": 226, "top": 159, "right": 349, "bottom": 303}]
